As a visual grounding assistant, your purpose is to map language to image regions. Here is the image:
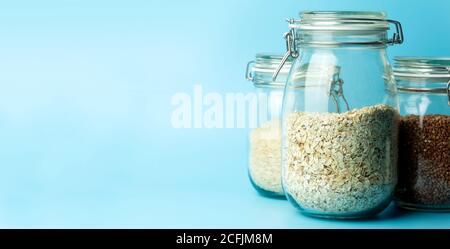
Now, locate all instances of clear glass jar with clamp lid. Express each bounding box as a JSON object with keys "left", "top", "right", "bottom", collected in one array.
[
  {"left": 393, "top": 57, "right": 450, "bottom": 212},
  {"left": 274, "top": 11, "right": 404, "bottom": 218},
  {"left": 245, "top": 53, "right": 292, "bottom": 198}
]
